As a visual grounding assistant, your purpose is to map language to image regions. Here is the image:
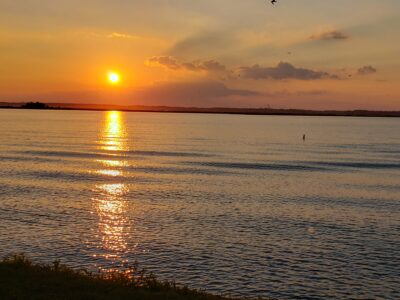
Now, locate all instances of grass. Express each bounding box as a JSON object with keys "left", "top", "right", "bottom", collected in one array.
[{"left": 0, "top": 254, "right": 250, "bottom": 300}]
